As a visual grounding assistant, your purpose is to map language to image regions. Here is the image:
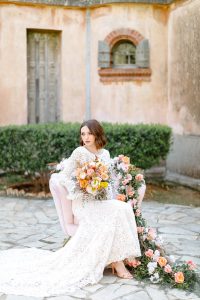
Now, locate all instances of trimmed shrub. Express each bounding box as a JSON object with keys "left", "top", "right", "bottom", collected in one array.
[{"left": 0, "top": 122, "right": 172, "bottom": 173}]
